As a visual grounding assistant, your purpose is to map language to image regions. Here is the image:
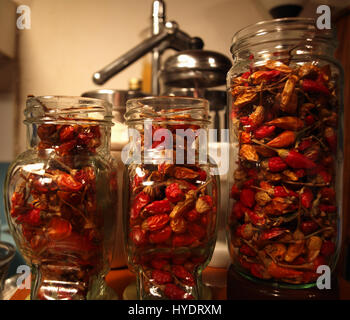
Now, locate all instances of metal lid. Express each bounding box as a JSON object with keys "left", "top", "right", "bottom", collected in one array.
[
  {"left": 82, "top": 89, "right": 147, "bottom": 123},
  {"left": 162, "top": 88, "right": 226, "bottom": 111},
  {"left": 160, "top": 50, "right": 232, "bottom": 88},
  {"left": 82, "top": 89, "right": 147, "bottom": 107}
]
